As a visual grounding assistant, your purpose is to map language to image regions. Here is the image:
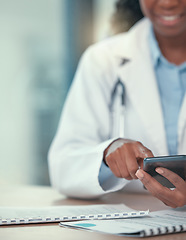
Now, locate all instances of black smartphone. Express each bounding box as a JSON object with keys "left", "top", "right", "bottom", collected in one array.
[{"left": 143, "top": 155, "right": 186, "bottom": 188}]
